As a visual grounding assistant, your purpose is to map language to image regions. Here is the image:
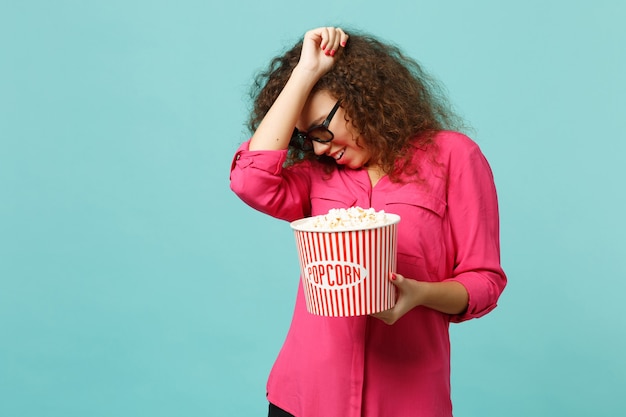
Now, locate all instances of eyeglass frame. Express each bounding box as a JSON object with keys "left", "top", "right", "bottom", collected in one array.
[{"left": 290, "top": 100, "right": 341, "bottom": 151}]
